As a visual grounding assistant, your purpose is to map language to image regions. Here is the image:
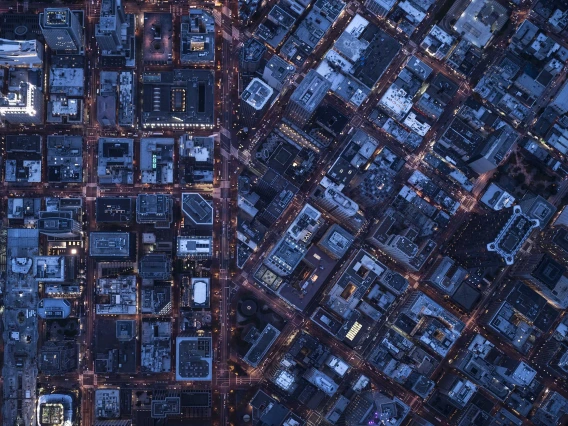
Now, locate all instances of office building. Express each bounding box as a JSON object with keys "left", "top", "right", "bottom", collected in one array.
[
  {"left": 512, "top": 253, "right": 568, "bottom": 309},
  {"left": 181, "top": 193, "right": 213, "bottom": 227},
  {"left": 89, "top": 232, "right": 135, "bottom": 260},
  {"left": 96, "top": 0, "right": 135, "bottom": 67},
  {"left": 286, "top": 70, "right": 331, "bottom": 127},
  {"left": 239, "top": 38, "right": 266, "bottom": 74},
  {"left": 95, "top": 0, "right": 126, "bottom": 51},
  {"left": 180, "top": 9, "right": 215, "bottom": 64},
  {"left": 240, "top": 78, "right": 274, "bottom": 128},
  {"left": 143, "top": 13, "right": 172, "bottom": 65},
  {"left": 141, "top": 70, "right": 214, "bottom": 129},
  {"left": 136, "top": 194, "right": 173, "bottom": 229},
  {"left": 46, "top": 135, "right": 83, "bottom": 183},
  {"left": 96, "top": 197, "right": 132, "bottom": 223},
  {"left": 263, "top": 55, "right": 295, "bottom": 91},
  {"left": 0, "top": 38, "right": 43, "bottom": 67},
  {"left": 0, "top": 68, "right": 44, "bottom": 124},
  {"left": 38, "top": 211, "right": 81, "bottom": 238},
  {"left": 39, "top": 8, "right": 84, "bottom": 53},
  {"left": 97, "top": 138, "right": 134, "bottom": 184}
]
